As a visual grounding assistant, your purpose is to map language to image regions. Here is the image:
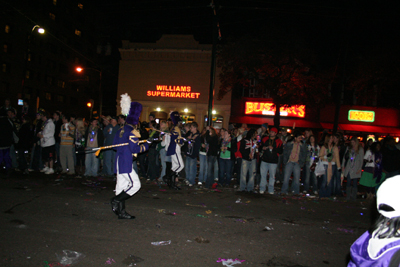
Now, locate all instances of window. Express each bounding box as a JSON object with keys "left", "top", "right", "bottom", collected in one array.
[
  {"left": 57, "top": 80, "right": 65, "bottom": 88},
  {"left": 3, "top": 44, "right": 8, "bottom": 53},
  {"left": 59, "top": 64, "right": 68, "bottom": 74},
  {"left": 49, "top": 13, "right": 56, "bottom": 20},
  {"left": 25, "top": 70, "right": 30, "bottom": 79},
  {"left": 5, "top": 25, "right": 10, "bottom": 33},
  {"left": 45, "top": 92, "right": 52, "bottom": 100},
  {"left": 53, "top": 0, "right": 57, "bottom": 6},
  {"left": 2, "top": 63, "right": 10, "bottom": 73},
  {"left": 56, "top": 95, "right": 64, "bottom": 102},
  {"left": 27, "top": 53, "right": 32, "bottom": 62},
  {"left": 46, "top": 76, "right": 53, "bottom": 85},
  {"left": 1, "top": 82, "right": 10, "bottom": 94},
  {"left": 78, "top": 3, "right": 83, "bottom": 9},
  {"left": 74, "top": 29, "right": 81, "bottom": 37}
]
